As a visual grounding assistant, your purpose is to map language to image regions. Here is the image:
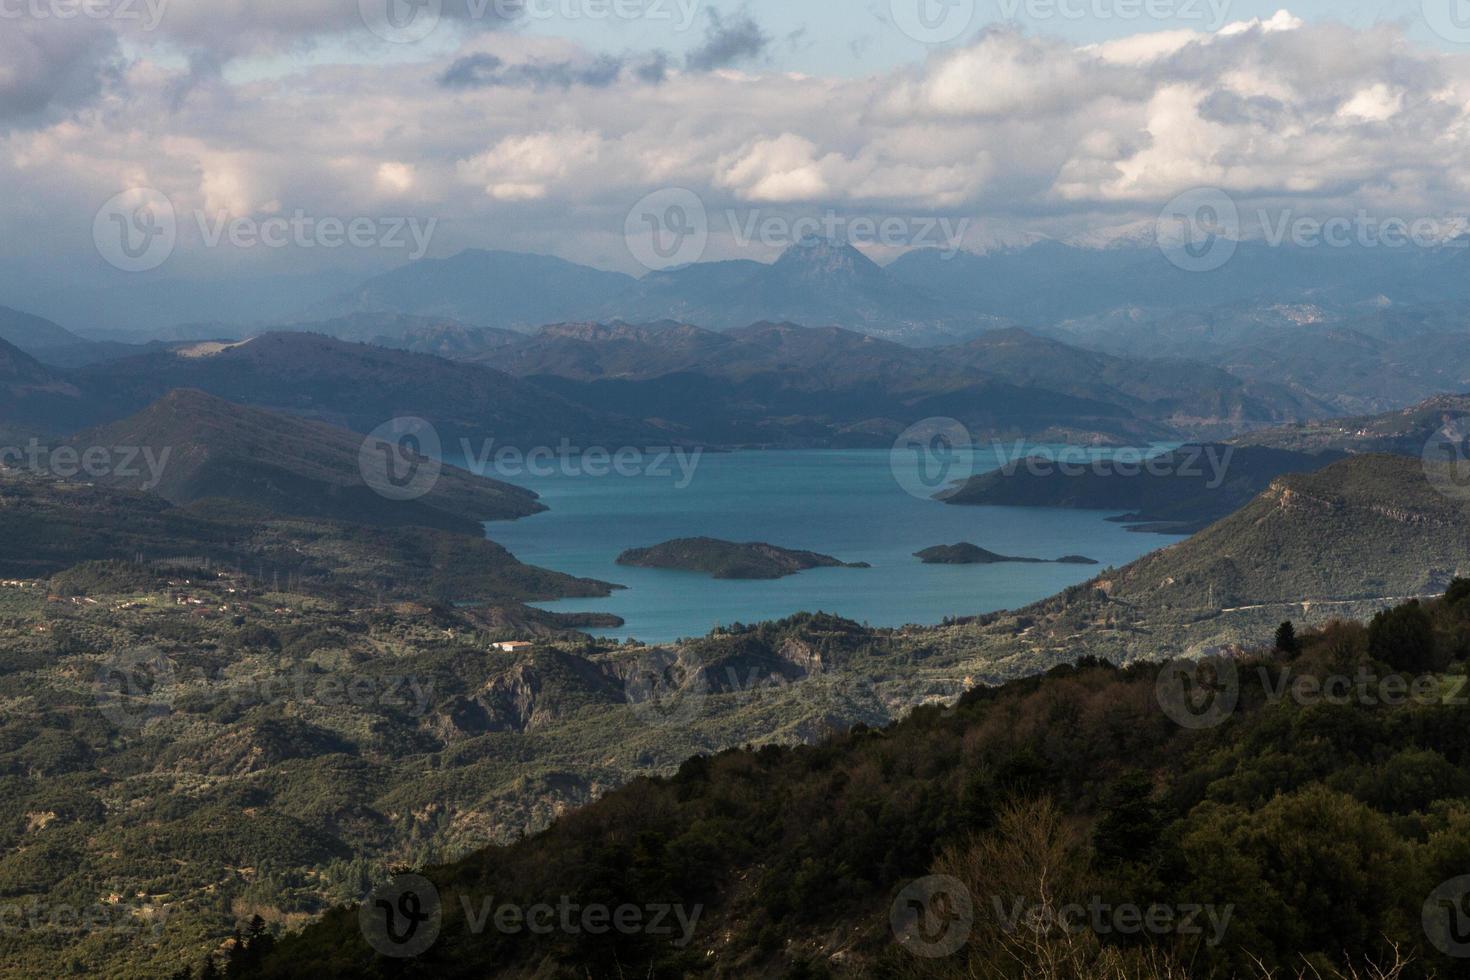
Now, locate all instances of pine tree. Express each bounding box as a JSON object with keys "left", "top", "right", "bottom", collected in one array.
[{"left": 1274, "top": 620, "right": 1301, "bottom": 656}]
